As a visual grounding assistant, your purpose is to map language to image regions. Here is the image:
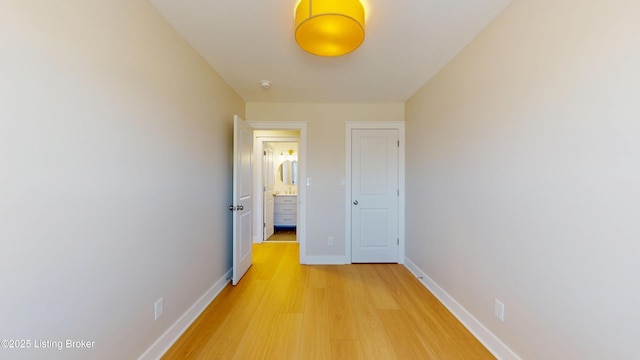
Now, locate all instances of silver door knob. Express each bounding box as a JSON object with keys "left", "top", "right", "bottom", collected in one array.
[
  {"left": 353, "top": 200, "right": 359, "bottom": 205},
  {"left": 229, "top": 205, "right": 234, "bottom": 211},
  {"left": 238, "top": 205, "right": 244, "bottom": 211}
]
